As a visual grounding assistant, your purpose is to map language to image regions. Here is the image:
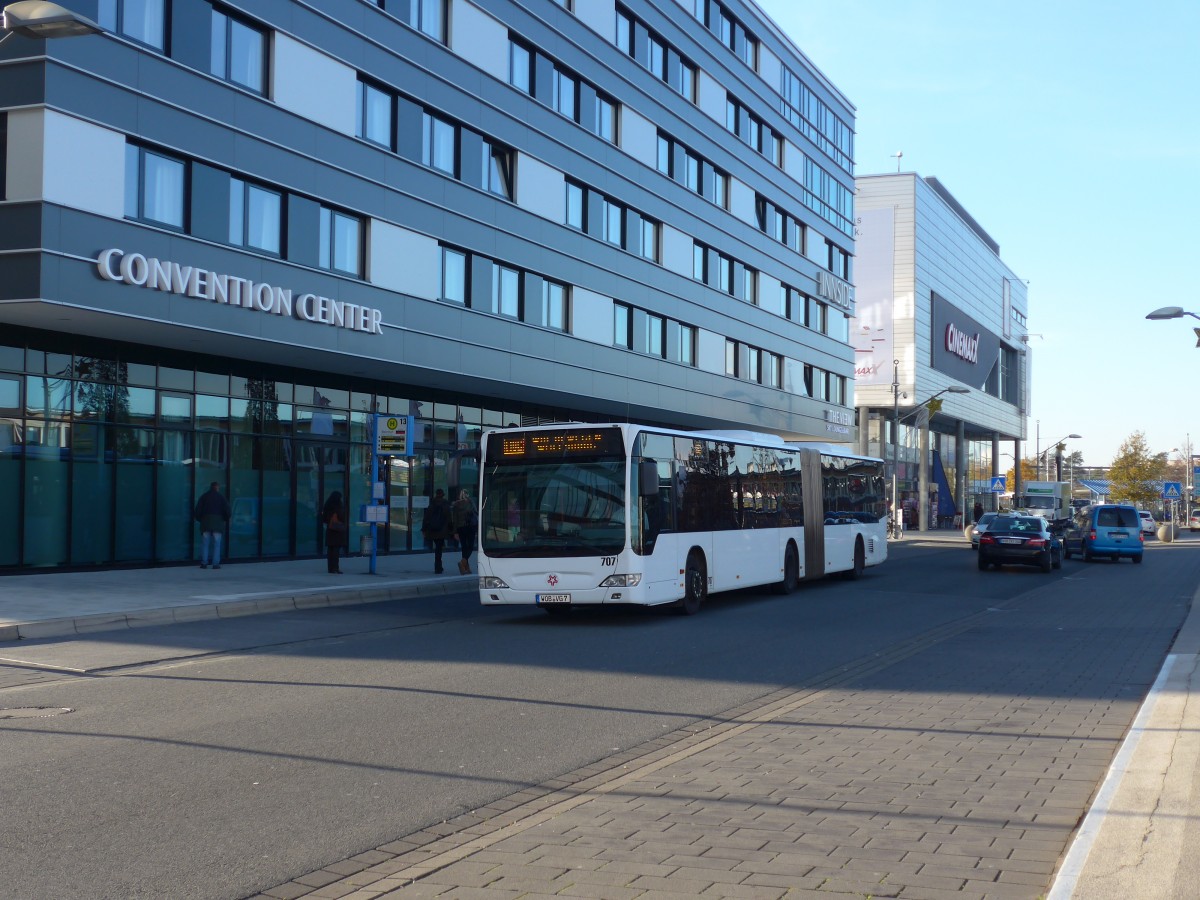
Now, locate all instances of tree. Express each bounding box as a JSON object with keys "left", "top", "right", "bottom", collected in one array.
[
  {"left": 1005, "top": 457, "right": 1037, "bottom": 488},
  {"left": 1108, "top": 431, "right": 1163, "bottom": 506}
]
